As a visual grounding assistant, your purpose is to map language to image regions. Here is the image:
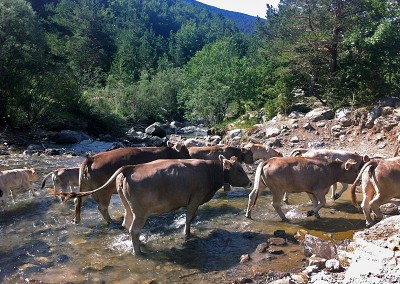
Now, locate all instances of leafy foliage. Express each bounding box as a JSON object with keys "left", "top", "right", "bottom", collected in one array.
[{"left": 2, "top": 0, "right": 400, "bottom": 133}]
